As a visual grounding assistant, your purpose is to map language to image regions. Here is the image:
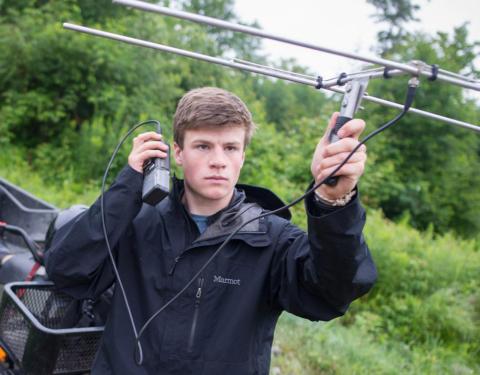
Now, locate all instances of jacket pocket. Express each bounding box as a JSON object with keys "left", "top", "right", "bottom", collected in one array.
[{"left": 188, "top": 277, "right": 204, "bottom": 352}]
